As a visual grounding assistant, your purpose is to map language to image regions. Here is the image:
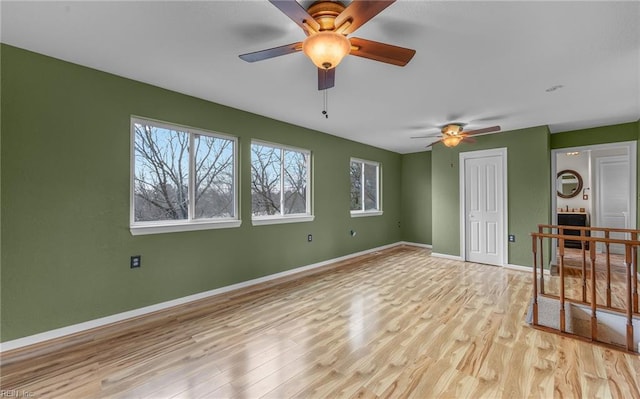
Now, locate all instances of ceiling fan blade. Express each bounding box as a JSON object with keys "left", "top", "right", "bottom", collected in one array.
[
  {"left": 462, "top": 137, "right": 477, "bottom": 143},
  {"left": 269, "top": 0, "right": 320, "bottom": 34},
  {"left": 426, "top": 140, "right": 442, "bottom": 148},
  {"left": 335, "top": 0, "right": 395, "bottom": 35},
  {"left": 239, "top": 42, "right": 302, "bottom": 62},
  {"left": 349, "top": 37, "right": 416, "bottom": 66},
  {"left": 318, "top": 68, "right": 335, "bottom": 90},
  {"left": 410, "top": 133, "right": 441, "bottom": 139},
  {"left": 462, "top": 125, "right": 501, "bottom": 136}
]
